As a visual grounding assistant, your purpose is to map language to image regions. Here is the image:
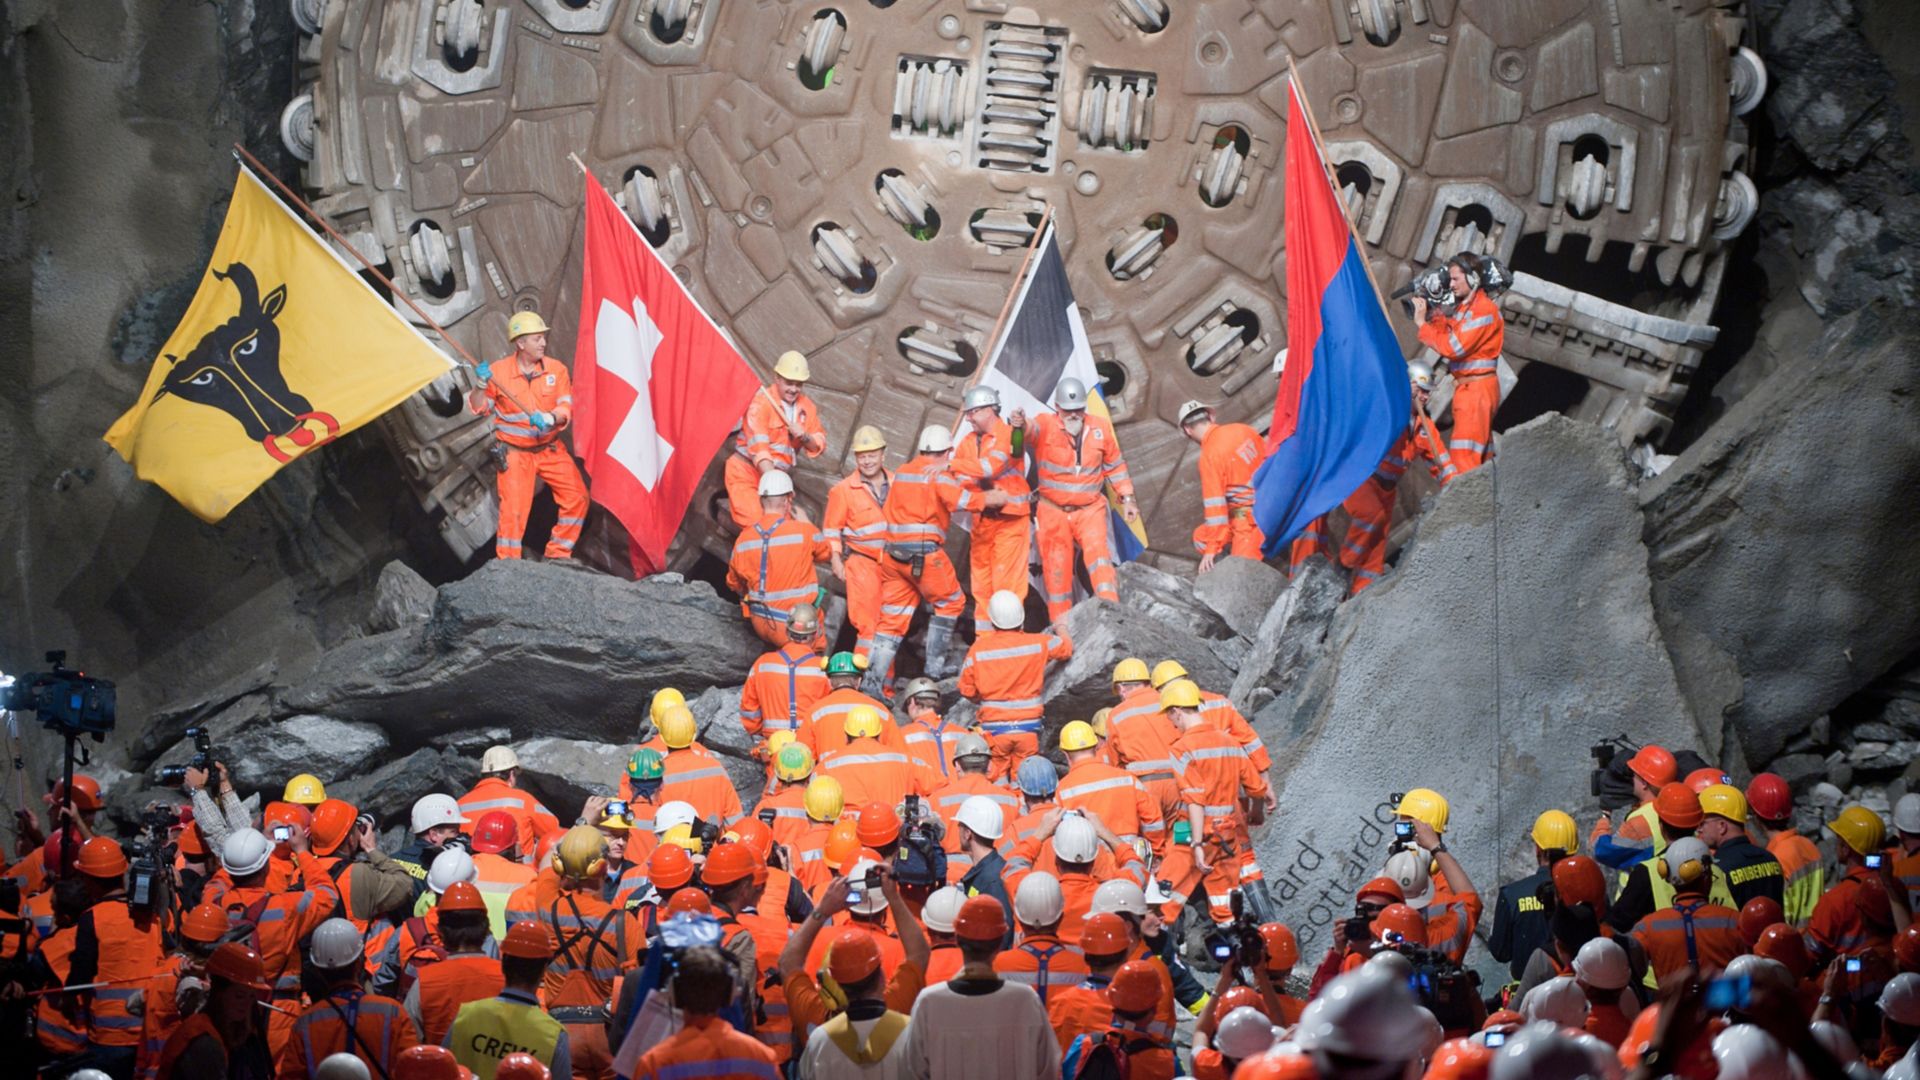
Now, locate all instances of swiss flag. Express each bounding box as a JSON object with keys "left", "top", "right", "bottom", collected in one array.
[{"left": 573, "top": 178, "right": 760, "bottom": 575}]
